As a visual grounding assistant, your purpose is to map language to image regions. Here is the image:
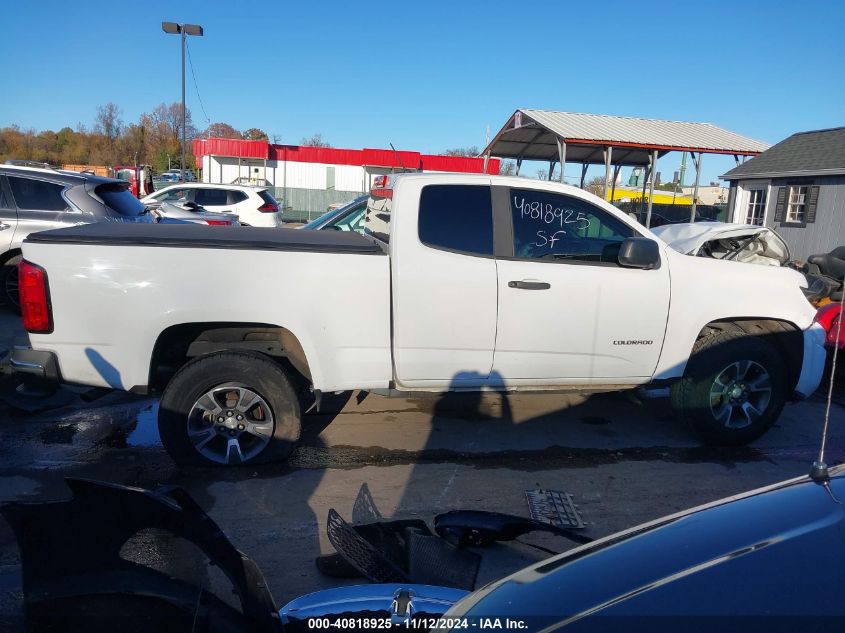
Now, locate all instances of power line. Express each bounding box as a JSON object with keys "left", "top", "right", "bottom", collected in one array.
[{"left": 184, "top": 38, "right": 211, "bottom": 126}]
